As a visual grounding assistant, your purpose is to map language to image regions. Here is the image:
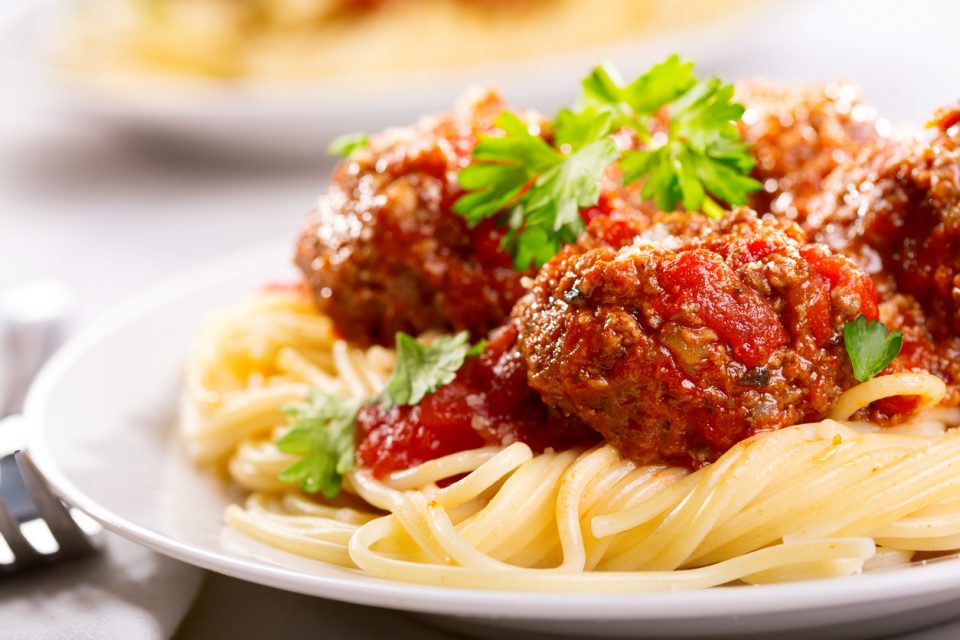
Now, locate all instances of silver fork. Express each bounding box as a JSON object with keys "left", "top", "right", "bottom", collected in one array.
[
  {"left": 0, "top": 450, "right": 100, "bottom": 573},
  {"left": 0, "top": 281, "right": 101, "bottom": 574}
]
